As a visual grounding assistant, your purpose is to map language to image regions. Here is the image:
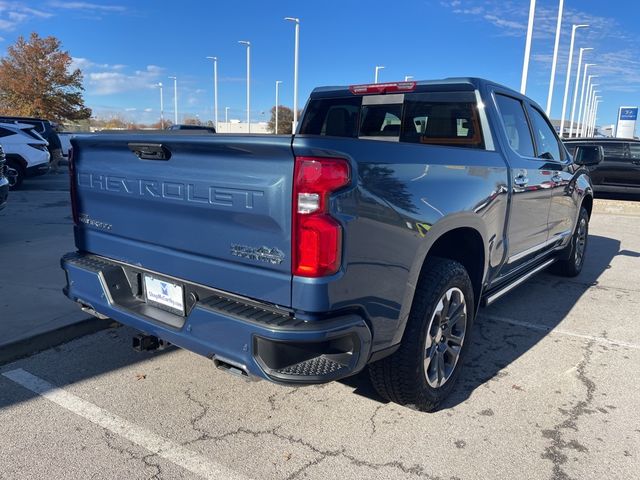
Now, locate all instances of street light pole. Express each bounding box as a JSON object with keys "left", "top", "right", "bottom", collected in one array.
[
  {"left": 546, "top": 0, "right": 564, "bottom": 116},
  {"left": 156, "top": 82, "right": 164, "bottom": 129},
  {"left": 206, "top": 57, "right": 218, "bottom": 131},
  {"left": 275, "top": 80, "right": 282, "bottom": 134},
  {"left": 168, "top": 76, "right": 178, "bottom": 124},
  {"left": 588, "top": 97, "right": 601, "bottom": 137},
  {"left": 581, "top": 79, "right": 598, "bottom": 137},
  {"left": 588, "top": 94, "right": 601, "bottom": 137},
  {"left": 576, "top": 66, "right": 595, "bottom": 138},
  {"left": 284, "top": 17, "right": 300, "bottom": 131},
  {"left": 584, "top": 89, "right": 599, "bottom": 138},
  {"left": 591, "top": 99, "right": 602, "bottom": 137},
  {"left": 559, "top": 24, "right": 589, "bottom": 138},
  {"left": 225, "top": 107, "right": 230, "bottom": 132},
  {"left": 520, "top": 0, "right": 536, "bottom": 94},
  {"left": 568, "top": 48, "right": 593, "bottom": 138},
  {"left": 374, "top": 65, "right": 385, "bottom": 84},
  {"left": 238, "top": 41, "right": 251, "bottom": 133}
]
